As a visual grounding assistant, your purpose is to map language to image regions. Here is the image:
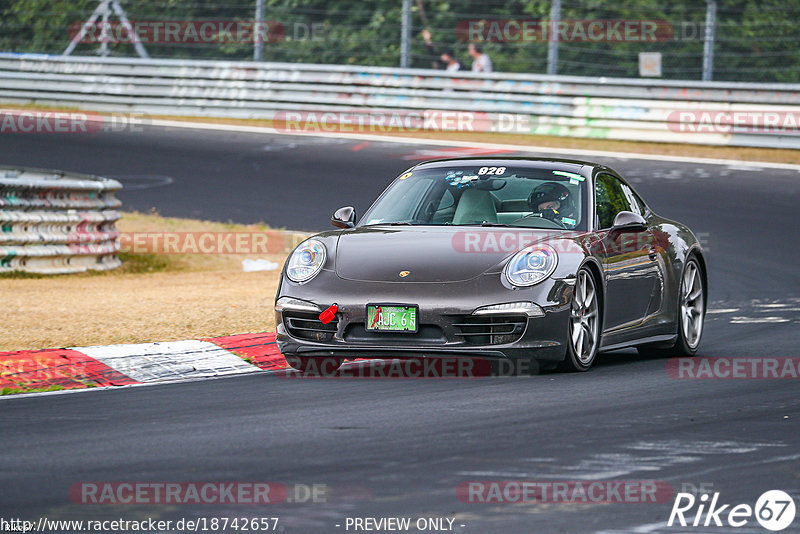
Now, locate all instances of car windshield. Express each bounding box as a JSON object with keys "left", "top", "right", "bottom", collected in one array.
[{"left": 361, "top": 165, "right": 587, "bottom": 230}]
